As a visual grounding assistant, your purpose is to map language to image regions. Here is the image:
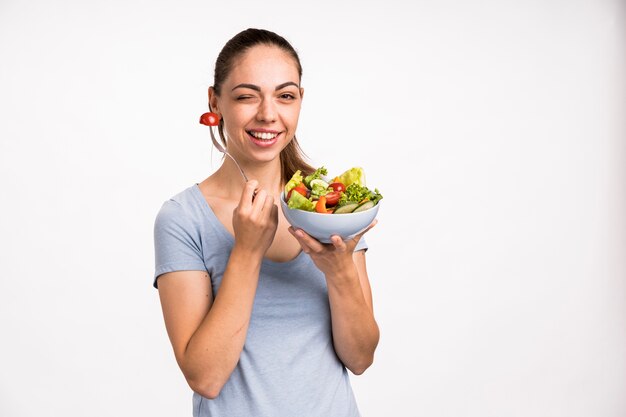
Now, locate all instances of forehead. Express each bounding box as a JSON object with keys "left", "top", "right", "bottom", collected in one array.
[{"left": 225, "top": 44, "right": 300, "bottom": 86}]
